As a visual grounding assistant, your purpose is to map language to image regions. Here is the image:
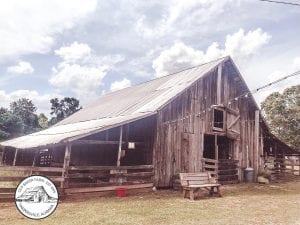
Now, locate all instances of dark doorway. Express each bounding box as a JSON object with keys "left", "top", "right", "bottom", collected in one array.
[{"left": 203, "top": 134, "right": 234, "bottom": 160}]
